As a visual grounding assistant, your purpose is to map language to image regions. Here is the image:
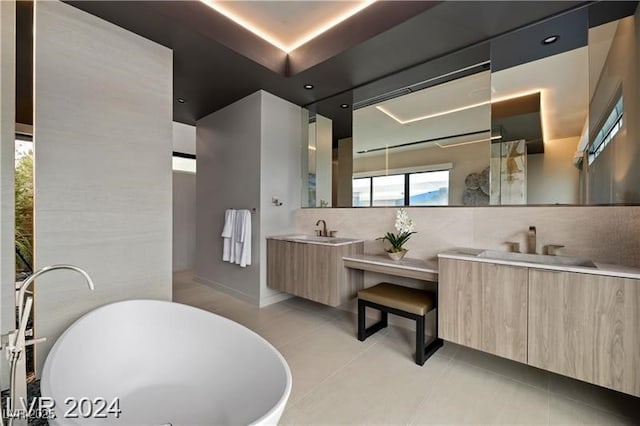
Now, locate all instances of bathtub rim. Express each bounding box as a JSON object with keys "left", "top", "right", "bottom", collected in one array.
[{"left": 40, "top": 299, "right": 293, "bottom": 426}]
